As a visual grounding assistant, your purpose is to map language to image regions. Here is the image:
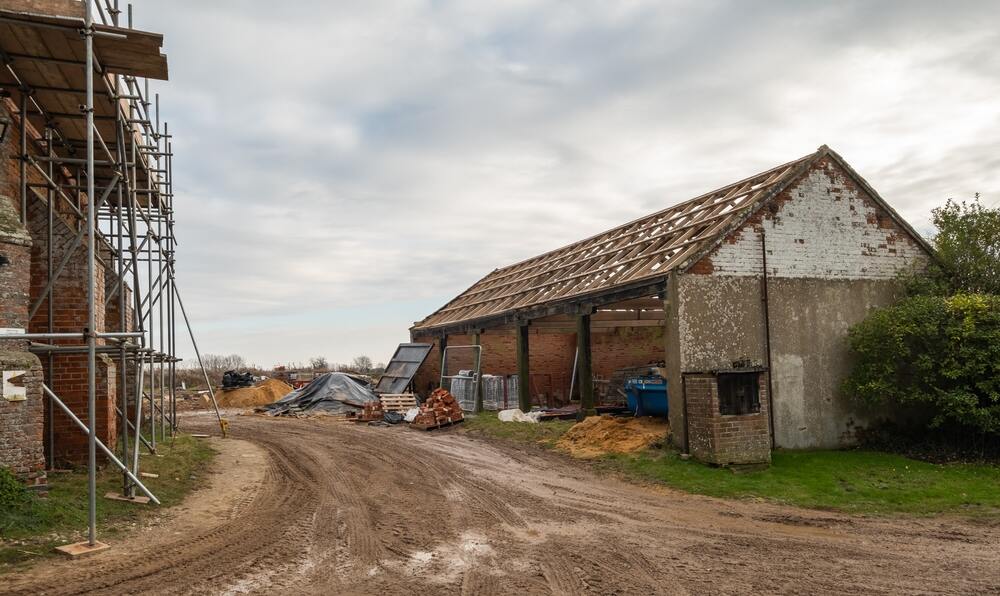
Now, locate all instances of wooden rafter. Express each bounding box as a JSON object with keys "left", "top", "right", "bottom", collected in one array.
[{"left": 414, "top": 148, "right": 824, "bottom": 331}]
